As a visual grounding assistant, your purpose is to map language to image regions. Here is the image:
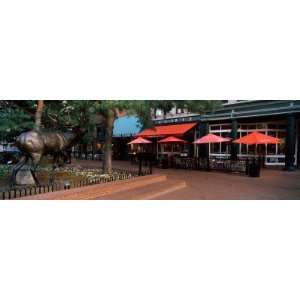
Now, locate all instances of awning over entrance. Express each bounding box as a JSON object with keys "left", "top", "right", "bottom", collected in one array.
[
  {"left": 113, "top": 116, "right": 142, "bottom": 137},
  {"left": 137, "top": 122, "right": 197, "bottom": 138}
]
